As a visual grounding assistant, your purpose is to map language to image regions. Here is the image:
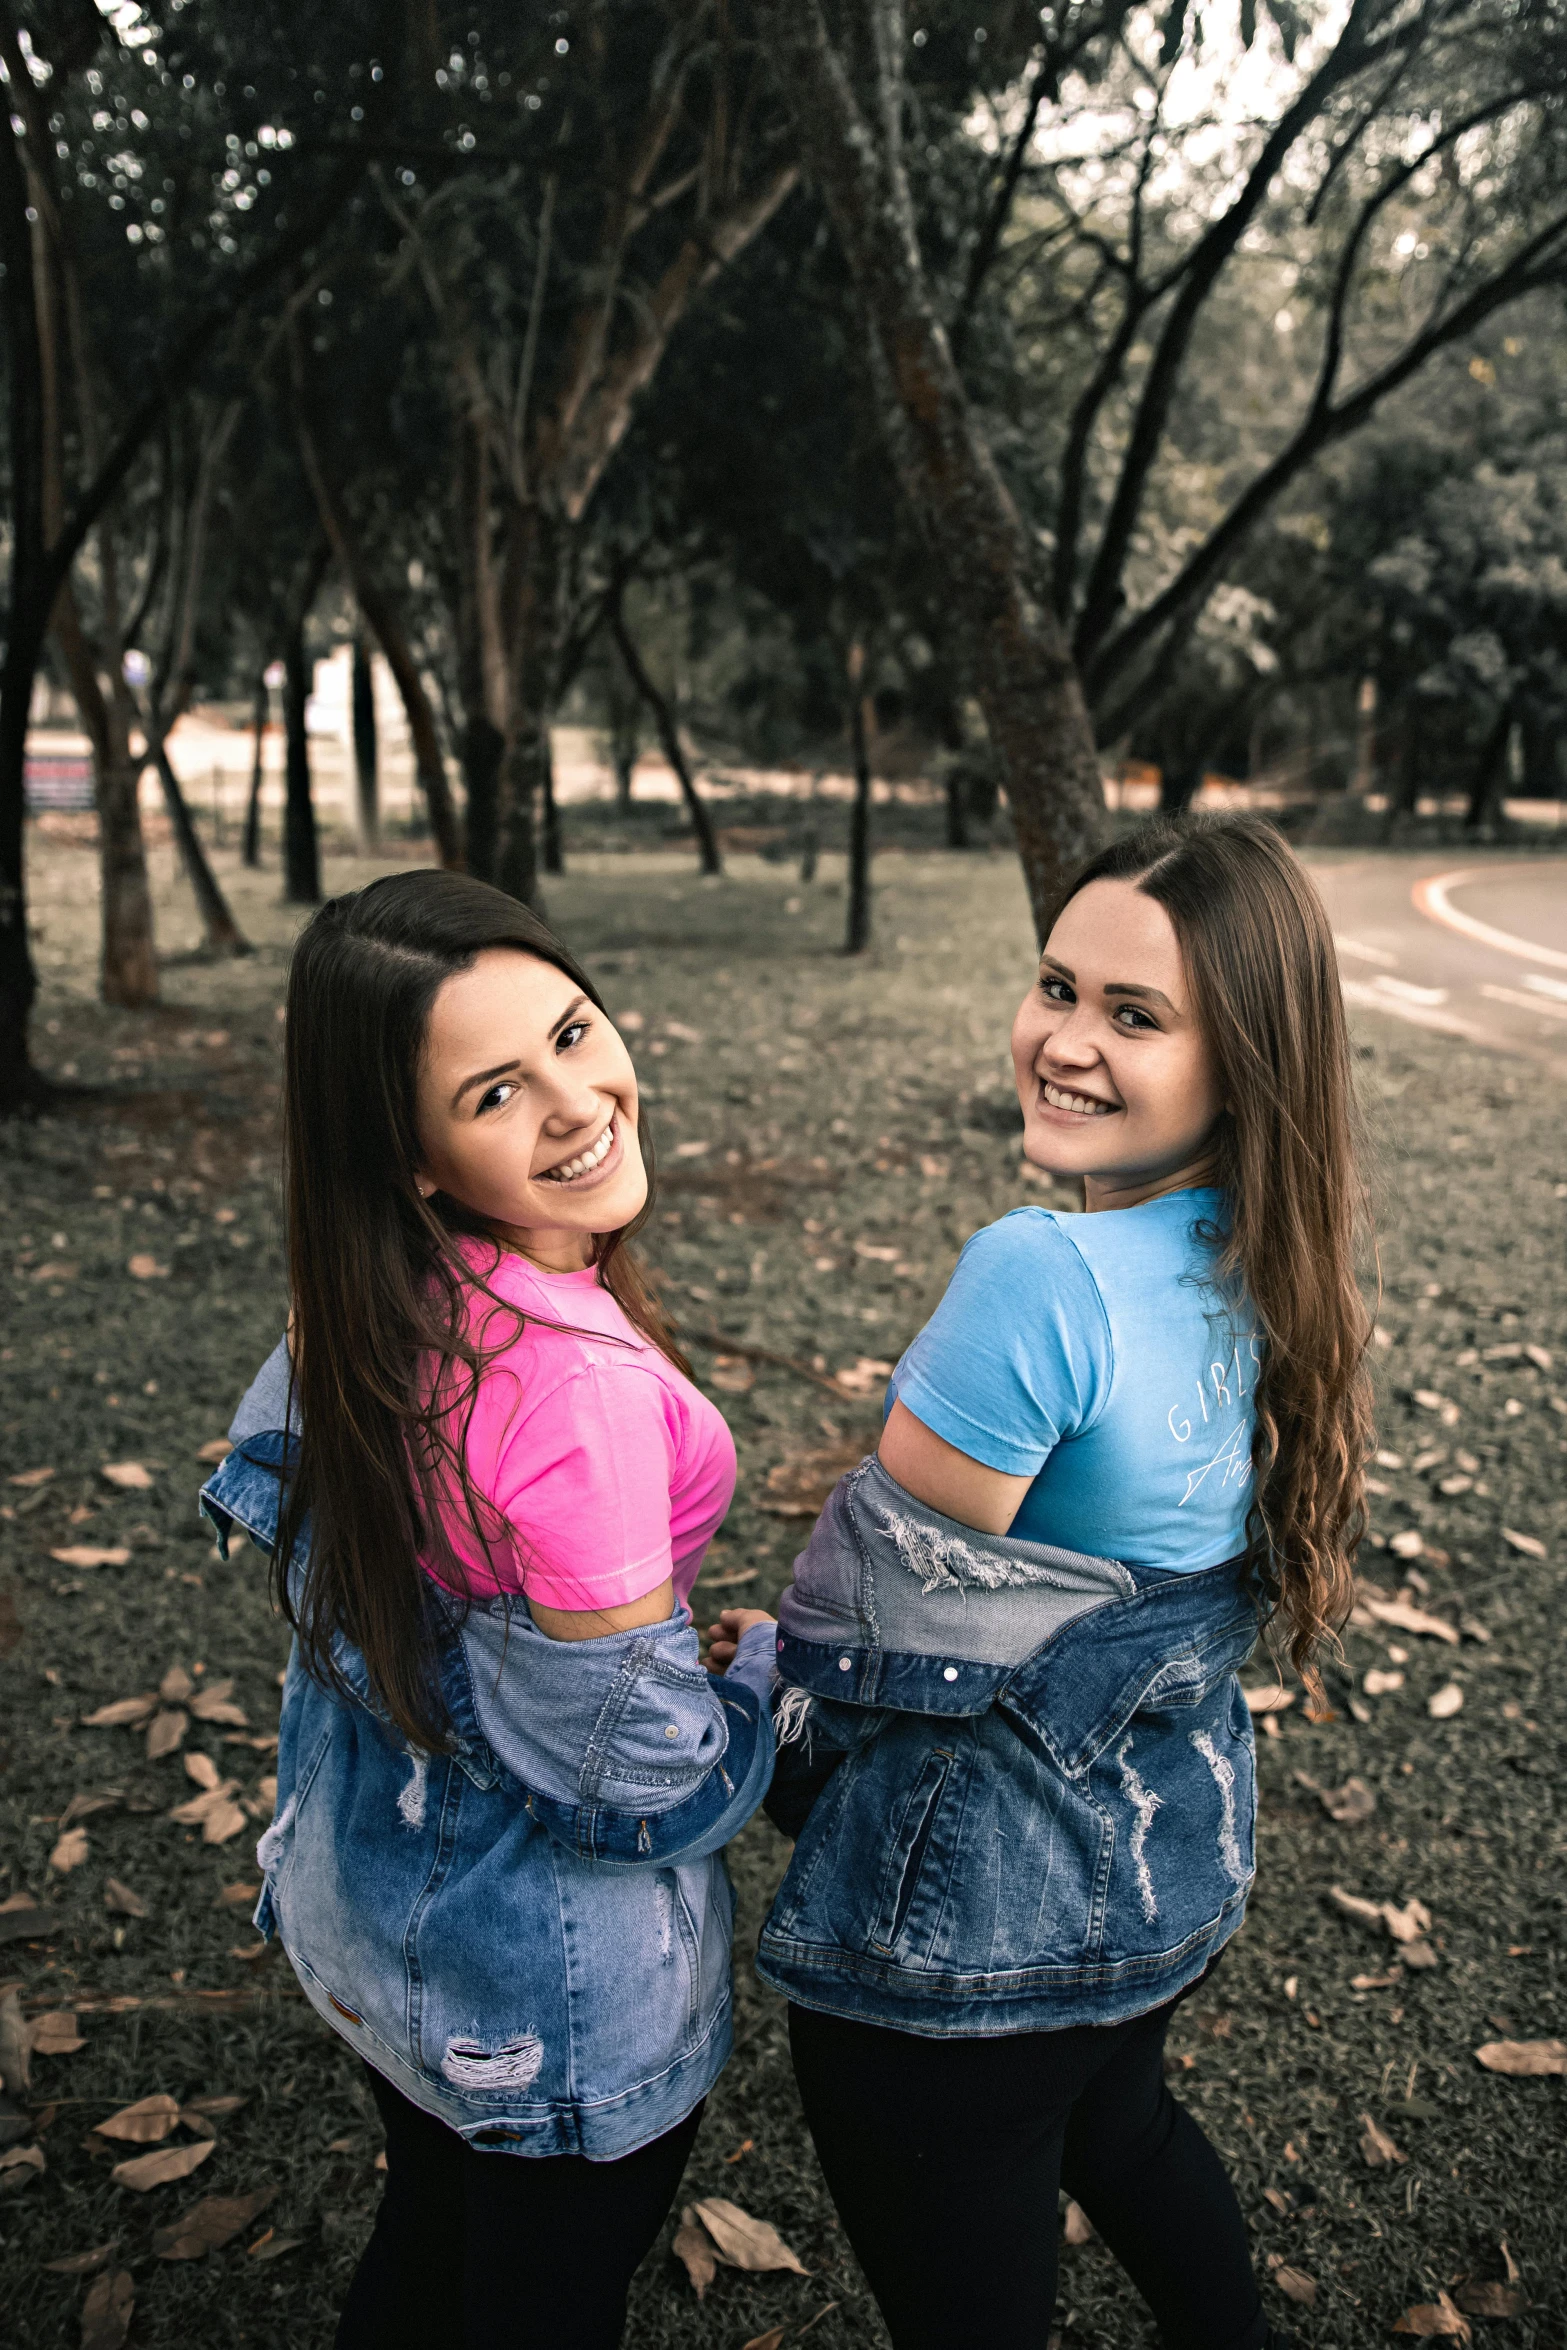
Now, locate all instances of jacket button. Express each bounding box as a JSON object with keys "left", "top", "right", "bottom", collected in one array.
[
  {"left": 943, "top": 1666, "right": 958, "bottom": 1682},
  {"left": 838, "top": 1656, "right": 852, "bottom": 1672},
  {"left": 664, "top": 1725, "right": 680, "bottom": 1739}
]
